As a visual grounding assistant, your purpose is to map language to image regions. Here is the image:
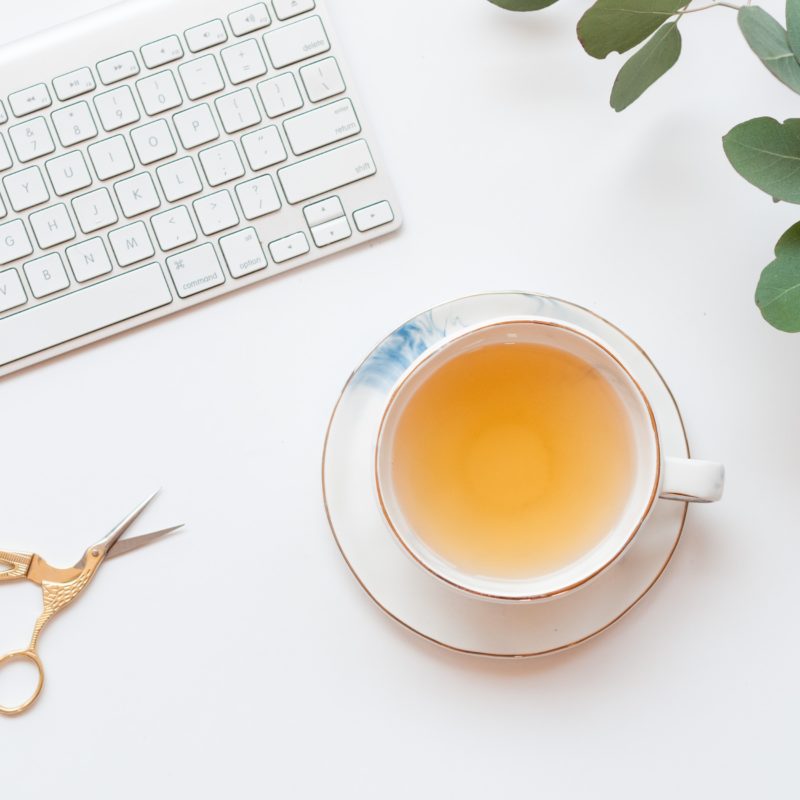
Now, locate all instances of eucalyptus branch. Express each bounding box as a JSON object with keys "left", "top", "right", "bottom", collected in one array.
[
  {"left": 675, "top": 2, "right": 742, "bottom": 14},
  {"left": 489, "top": 0, "right": 800, "bottom": 330}
]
